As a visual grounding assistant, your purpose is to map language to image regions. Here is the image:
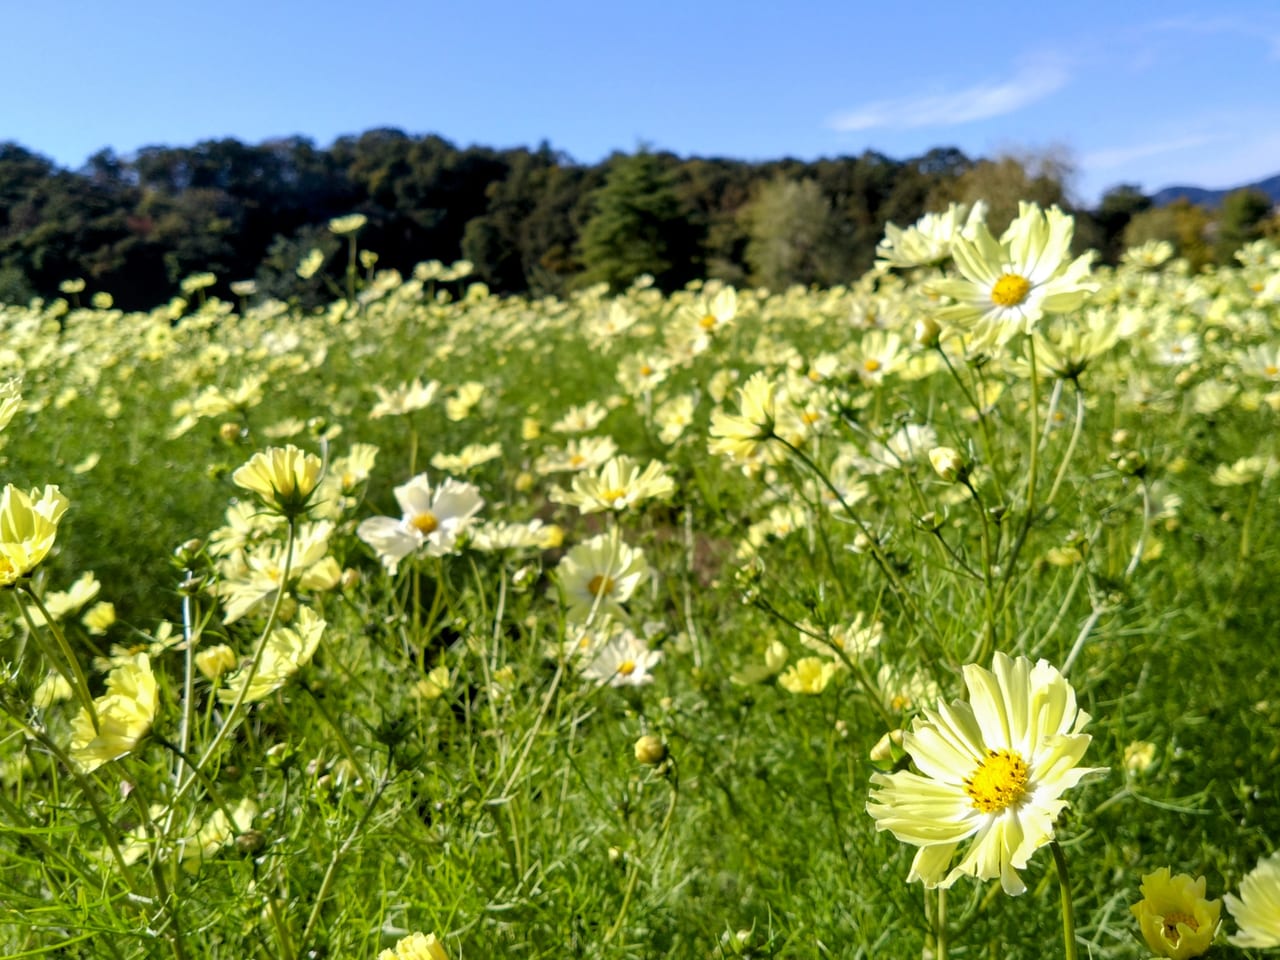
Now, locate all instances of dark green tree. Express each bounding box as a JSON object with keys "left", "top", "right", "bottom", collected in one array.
[
  {"left": 1216, "top": 188, "right": 1272, "bottom": 262},
  {"left": 576, "top": 150, "right": 698, "bottom": 291},
  {"left": 1094, "top": 184, "right": 1152, "bottom": 262}
]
